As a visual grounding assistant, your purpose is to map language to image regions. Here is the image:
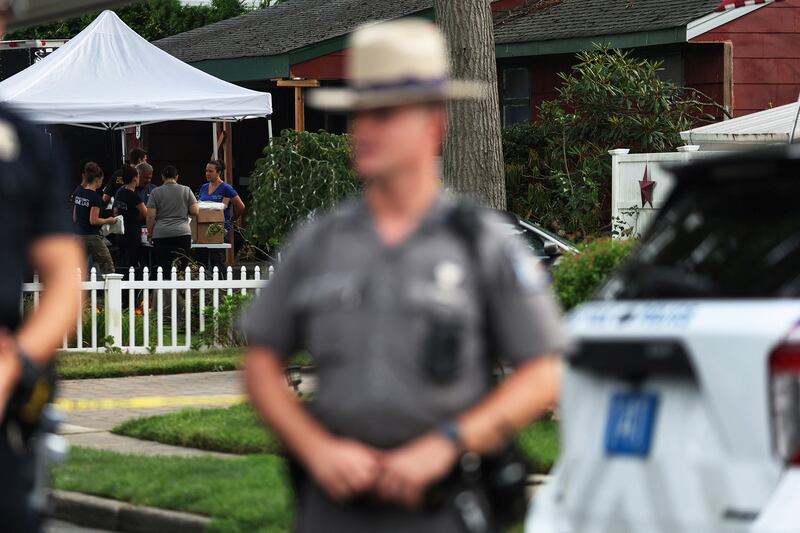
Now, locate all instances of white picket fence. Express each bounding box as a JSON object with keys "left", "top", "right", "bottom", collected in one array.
[{"left": 22, "top": 266, "right": 271, "bottom": 353}]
